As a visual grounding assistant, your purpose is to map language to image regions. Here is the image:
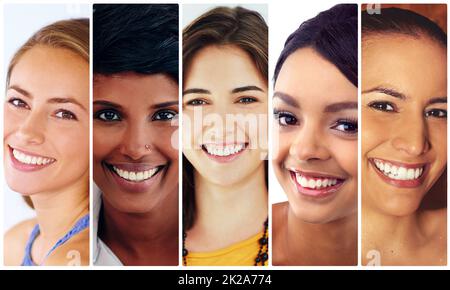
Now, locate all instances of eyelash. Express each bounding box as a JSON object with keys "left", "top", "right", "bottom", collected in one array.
[
  {"left": 368, "top": 101, "right": 397, "bottom": 112},
  {"left": 151, "top": 109, "right": 178, "bottom": 121},
  {"left": 186, "top": 96, "right": 258, "bottom": 106},
  {"left": 273, "top": 110, "right": 298, "bottom": 126},
  {"left": 94, "top": 109, "right": 178, "bottom": 122},
  {"left": 330, "top": 118, "right": 358, "bottom": 135},
  {"left": 369, "top": 101, "right": 447, "bottom": 119},
  {"left": 8, "top": 98, "right": 78, "bottom": 121}
]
